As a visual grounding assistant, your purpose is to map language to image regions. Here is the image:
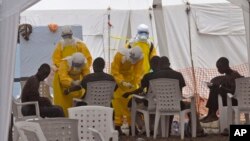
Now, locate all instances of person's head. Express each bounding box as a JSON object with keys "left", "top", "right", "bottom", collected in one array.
[
  {"left": 137, "top": 24, "right": 149, "bottom": 42},
  {"left": 93, "top": 57, "right": 105, "bottom": 72},
  {"left": 61, "top": 26, "right": 73, "bottom": 45},
  {"left": 128, "top": 46, "right": 143, "bottom": 64},
  {"left": 36, "top": 63, "right": 51, "bottom": 81},
  {"left": 216, "top": 57, "right": 230, "bottom": 74},
  {"left": 71, "top": 52, "right": 86, "bottom": 71},
  {"left": 159, "top": 56, "right": 170, "bottom": 70},
  {"left": 150, "top": 56, "right": 160, "bottom": 71}
]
